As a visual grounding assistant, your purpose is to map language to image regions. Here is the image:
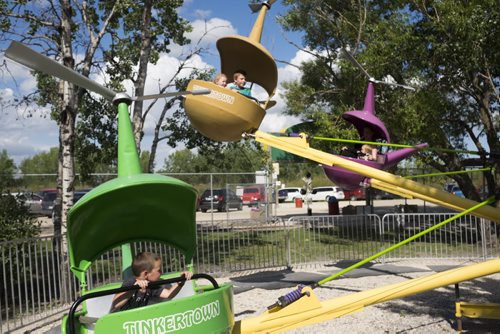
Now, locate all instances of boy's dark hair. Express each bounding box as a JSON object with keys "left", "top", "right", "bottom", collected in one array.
[
  {"left": 233, "top": 69, "right": 247, "bottom": 79},
  {"left": 132, "top": 252, "right": 160, "bottom": 276}
]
